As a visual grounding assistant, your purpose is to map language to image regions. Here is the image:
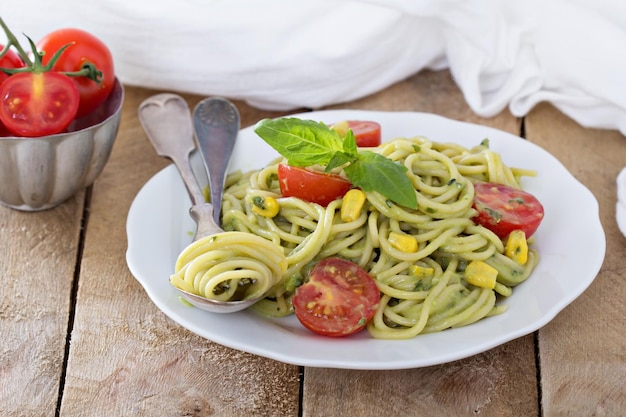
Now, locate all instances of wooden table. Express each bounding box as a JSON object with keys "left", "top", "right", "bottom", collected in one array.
[{"left": 2, "top": 70, "right": 625, "bottom": 417}]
